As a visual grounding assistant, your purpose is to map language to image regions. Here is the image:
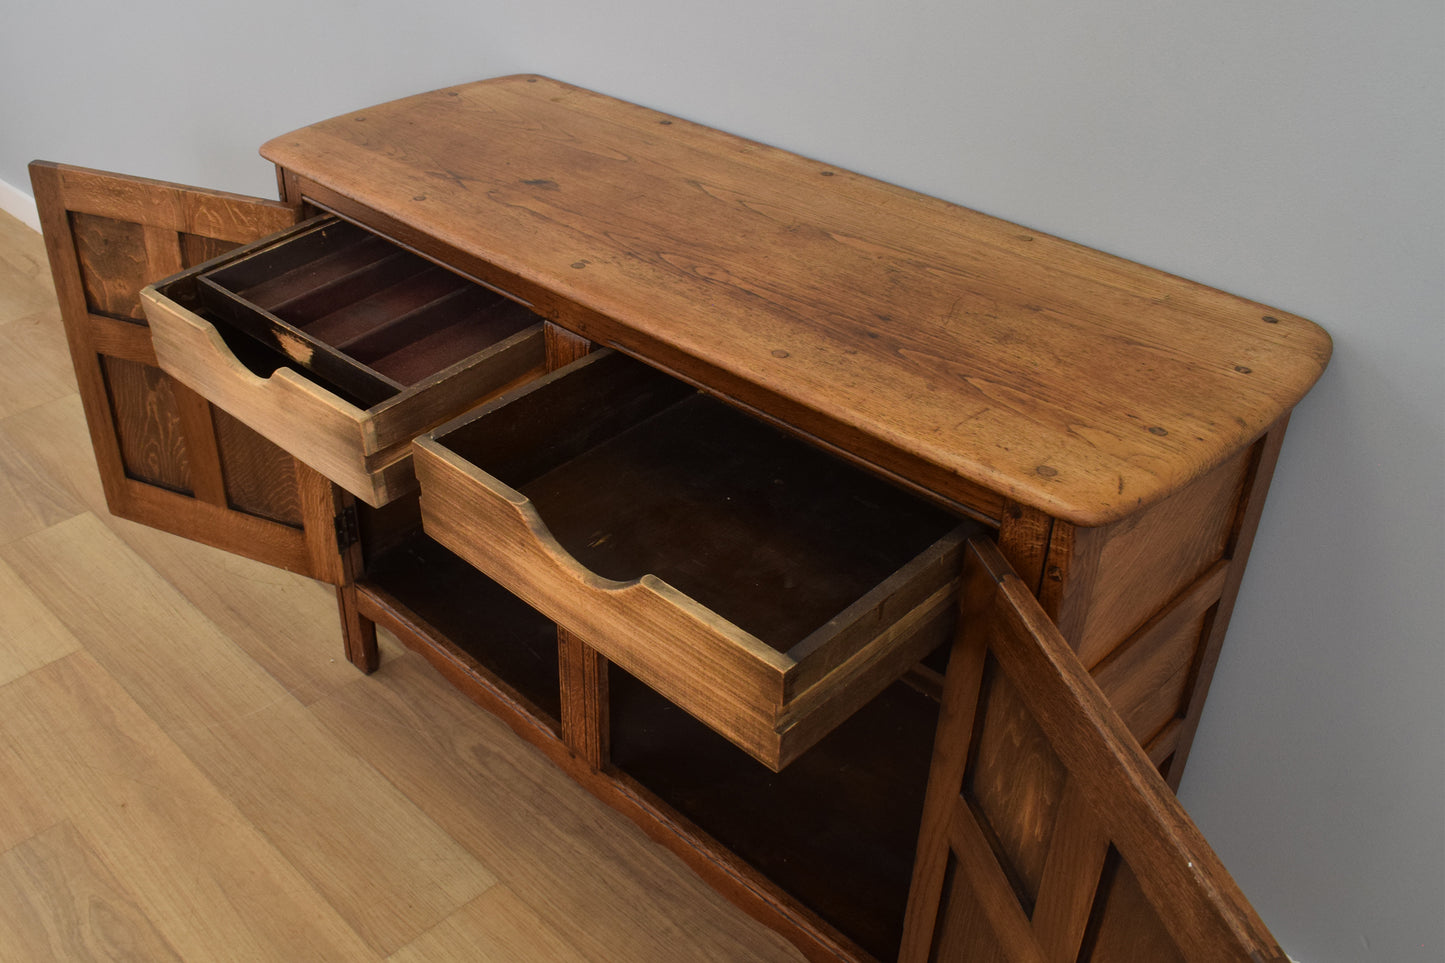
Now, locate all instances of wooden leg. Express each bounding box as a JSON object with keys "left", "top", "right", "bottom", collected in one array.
[
  {"left": 337, "top": 583, "right": 379, "bottom": 673},
  {"left": 558, "top": 626, "right": 609, "bottom": 770}
]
